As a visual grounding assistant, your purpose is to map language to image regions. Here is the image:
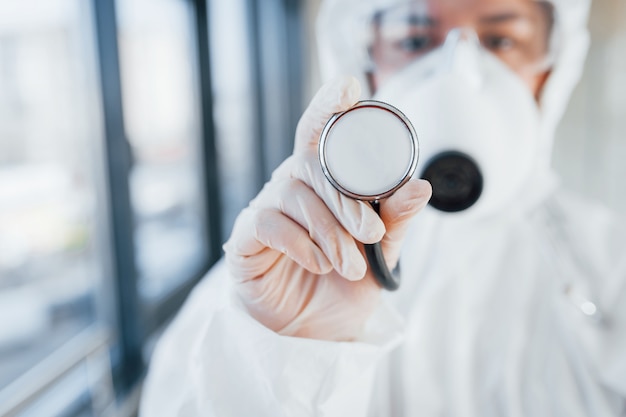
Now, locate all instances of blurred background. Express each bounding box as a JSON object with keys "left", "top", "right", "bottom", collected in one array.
[{"left": 0, "top": 0, "right": 624, "bottom": 416}]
